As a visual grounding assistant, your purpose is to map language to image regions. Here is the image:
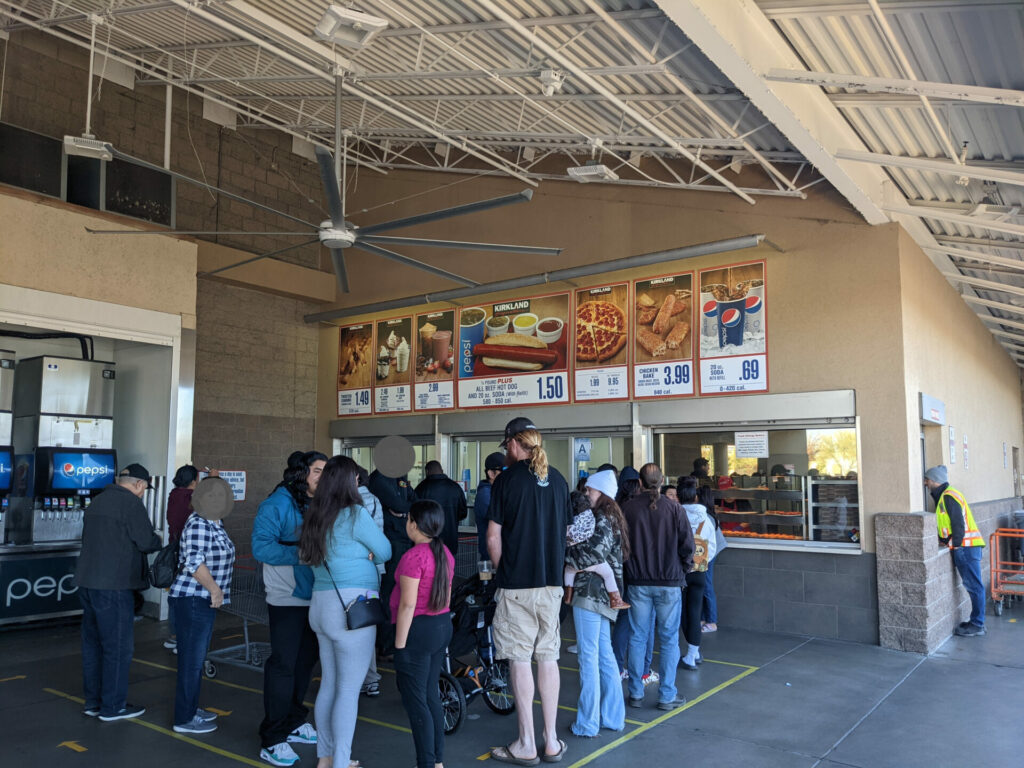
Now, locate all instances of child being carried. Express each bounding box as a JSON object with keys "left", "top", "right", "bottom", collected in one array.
[{"left": 564, "top": 489, "right": 629, "bottom": 610}]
